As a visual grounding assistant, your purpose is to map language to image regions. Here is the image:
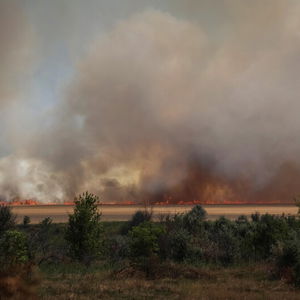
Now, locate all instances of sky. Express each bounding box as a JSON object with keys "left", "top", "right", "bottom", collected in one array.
[{"left": 1, "top": 0, "right": 300, "bottom": 203}]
